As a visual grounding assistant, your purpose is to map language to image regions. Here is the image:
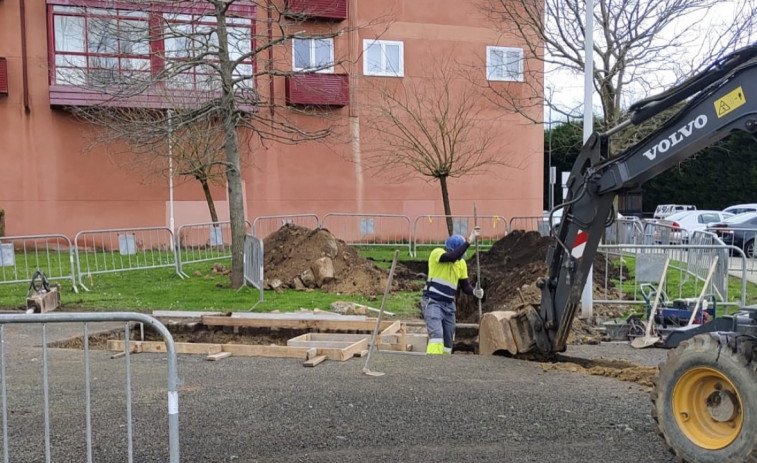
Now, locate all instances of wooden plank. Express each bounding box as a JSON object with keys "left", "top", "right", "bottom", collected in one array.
[
  {"left": 292, "top": 333, "right": 371, "bottom": 343},
  {"left": 202, "top": 315, "right": 394, "bottom": 331},
  {"left": 288, "top": 340, "right": 359, "bottom": 349},
  {"left": 153, "top": 311, "right": 223, "bottom": 319},
  {"left": 108, "top": 340, "right": 165, "bottom": 353},
  {"left": 303, "top": 355, "right": 327, "bottom": 367},
  {"left": 379, "top": 320, "right": 402, "bottom": 335},
  {"left": 176, "top": 343, "right": 223, "bottom": 355},
  {"left": 206, "top": 352, "right": 232, "bottom": 361},
  {"left": 107, "top": 340, "right": 143, "bottom": 353},
  {"left": 221, "top": 344, "right": 311, "bottom": 359},
  {"left": 230, "top": 313, "right": 366, "bottom": 320},
  {"left": 337, "top": 338, "right": 369, "bottom": 361}
]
